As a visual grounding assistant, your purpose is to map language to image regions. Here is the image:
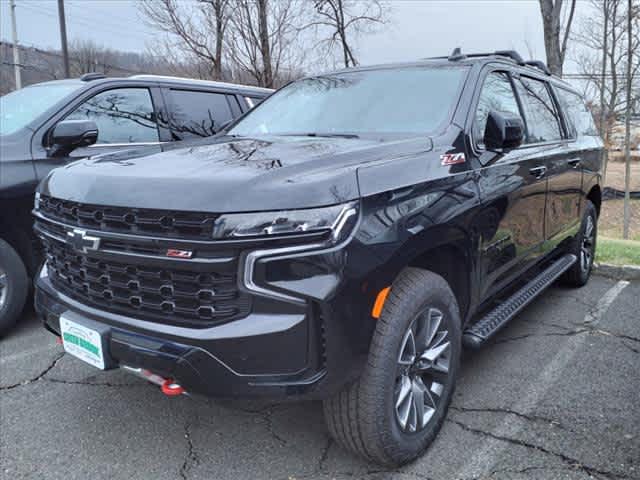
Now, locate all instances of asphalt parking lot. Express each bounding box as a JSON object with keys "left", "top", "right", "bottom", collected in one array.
[{"left": 1, "top": 274, "right": 638, "bottom": 480}]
